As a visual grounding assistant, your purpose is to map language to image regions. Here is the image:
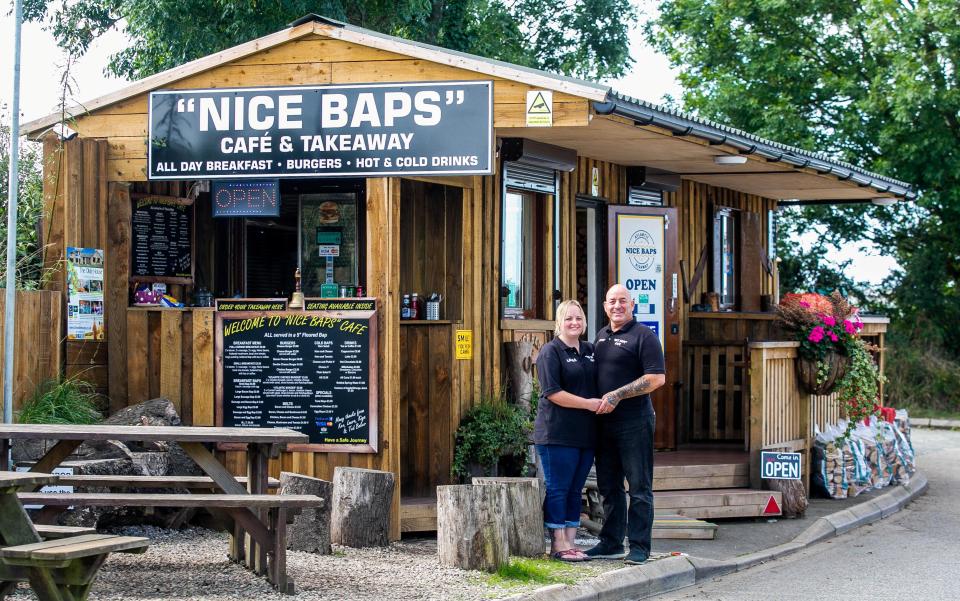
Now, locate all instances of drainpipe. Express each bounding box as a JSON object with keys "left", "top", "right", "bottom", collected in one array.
[{"left": 4, "top": 0, "right": 24, "bottom": 458}]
